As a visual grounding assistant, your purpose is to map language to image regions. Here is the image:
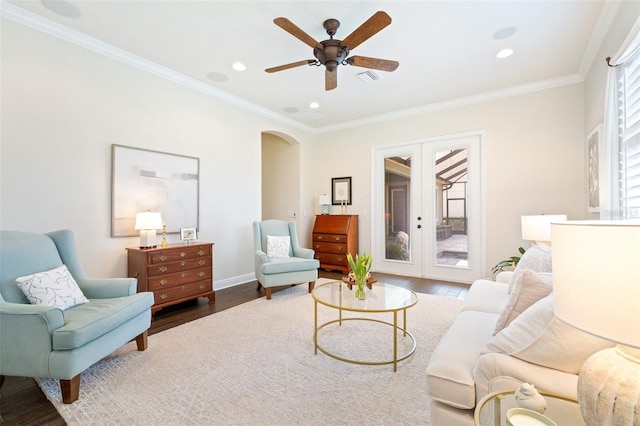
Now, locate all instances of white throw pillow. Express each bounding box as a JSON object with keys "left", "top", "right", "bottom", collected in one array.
[
  {"left": 493, "top": 270, "right": 553, "bottom": 334},
  {"left": 266, "top": 235, "right": 290, "bottom": 258},
  {"left": 484, "top": 294, "right": 614, "bottom": 374},
  {"left": 508, "top": 244, "right": 552, "bottom": 294},
  {"left": 15, "top": 264, "right": 89, "bottom": 310}
]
